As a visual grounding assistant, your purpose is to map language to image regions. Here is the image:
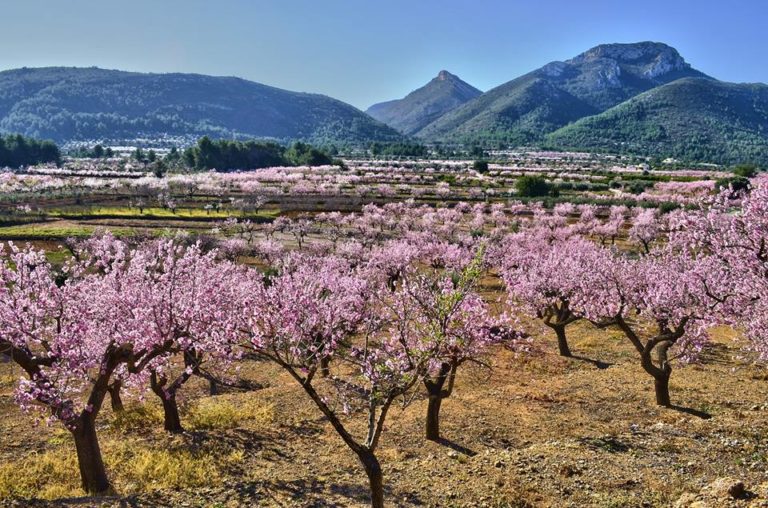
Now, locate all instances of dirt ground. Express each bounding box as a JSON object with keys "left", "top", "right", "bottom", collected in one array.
[{"left": 1, "top": 319, "right": 767, "bottom": 508}]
